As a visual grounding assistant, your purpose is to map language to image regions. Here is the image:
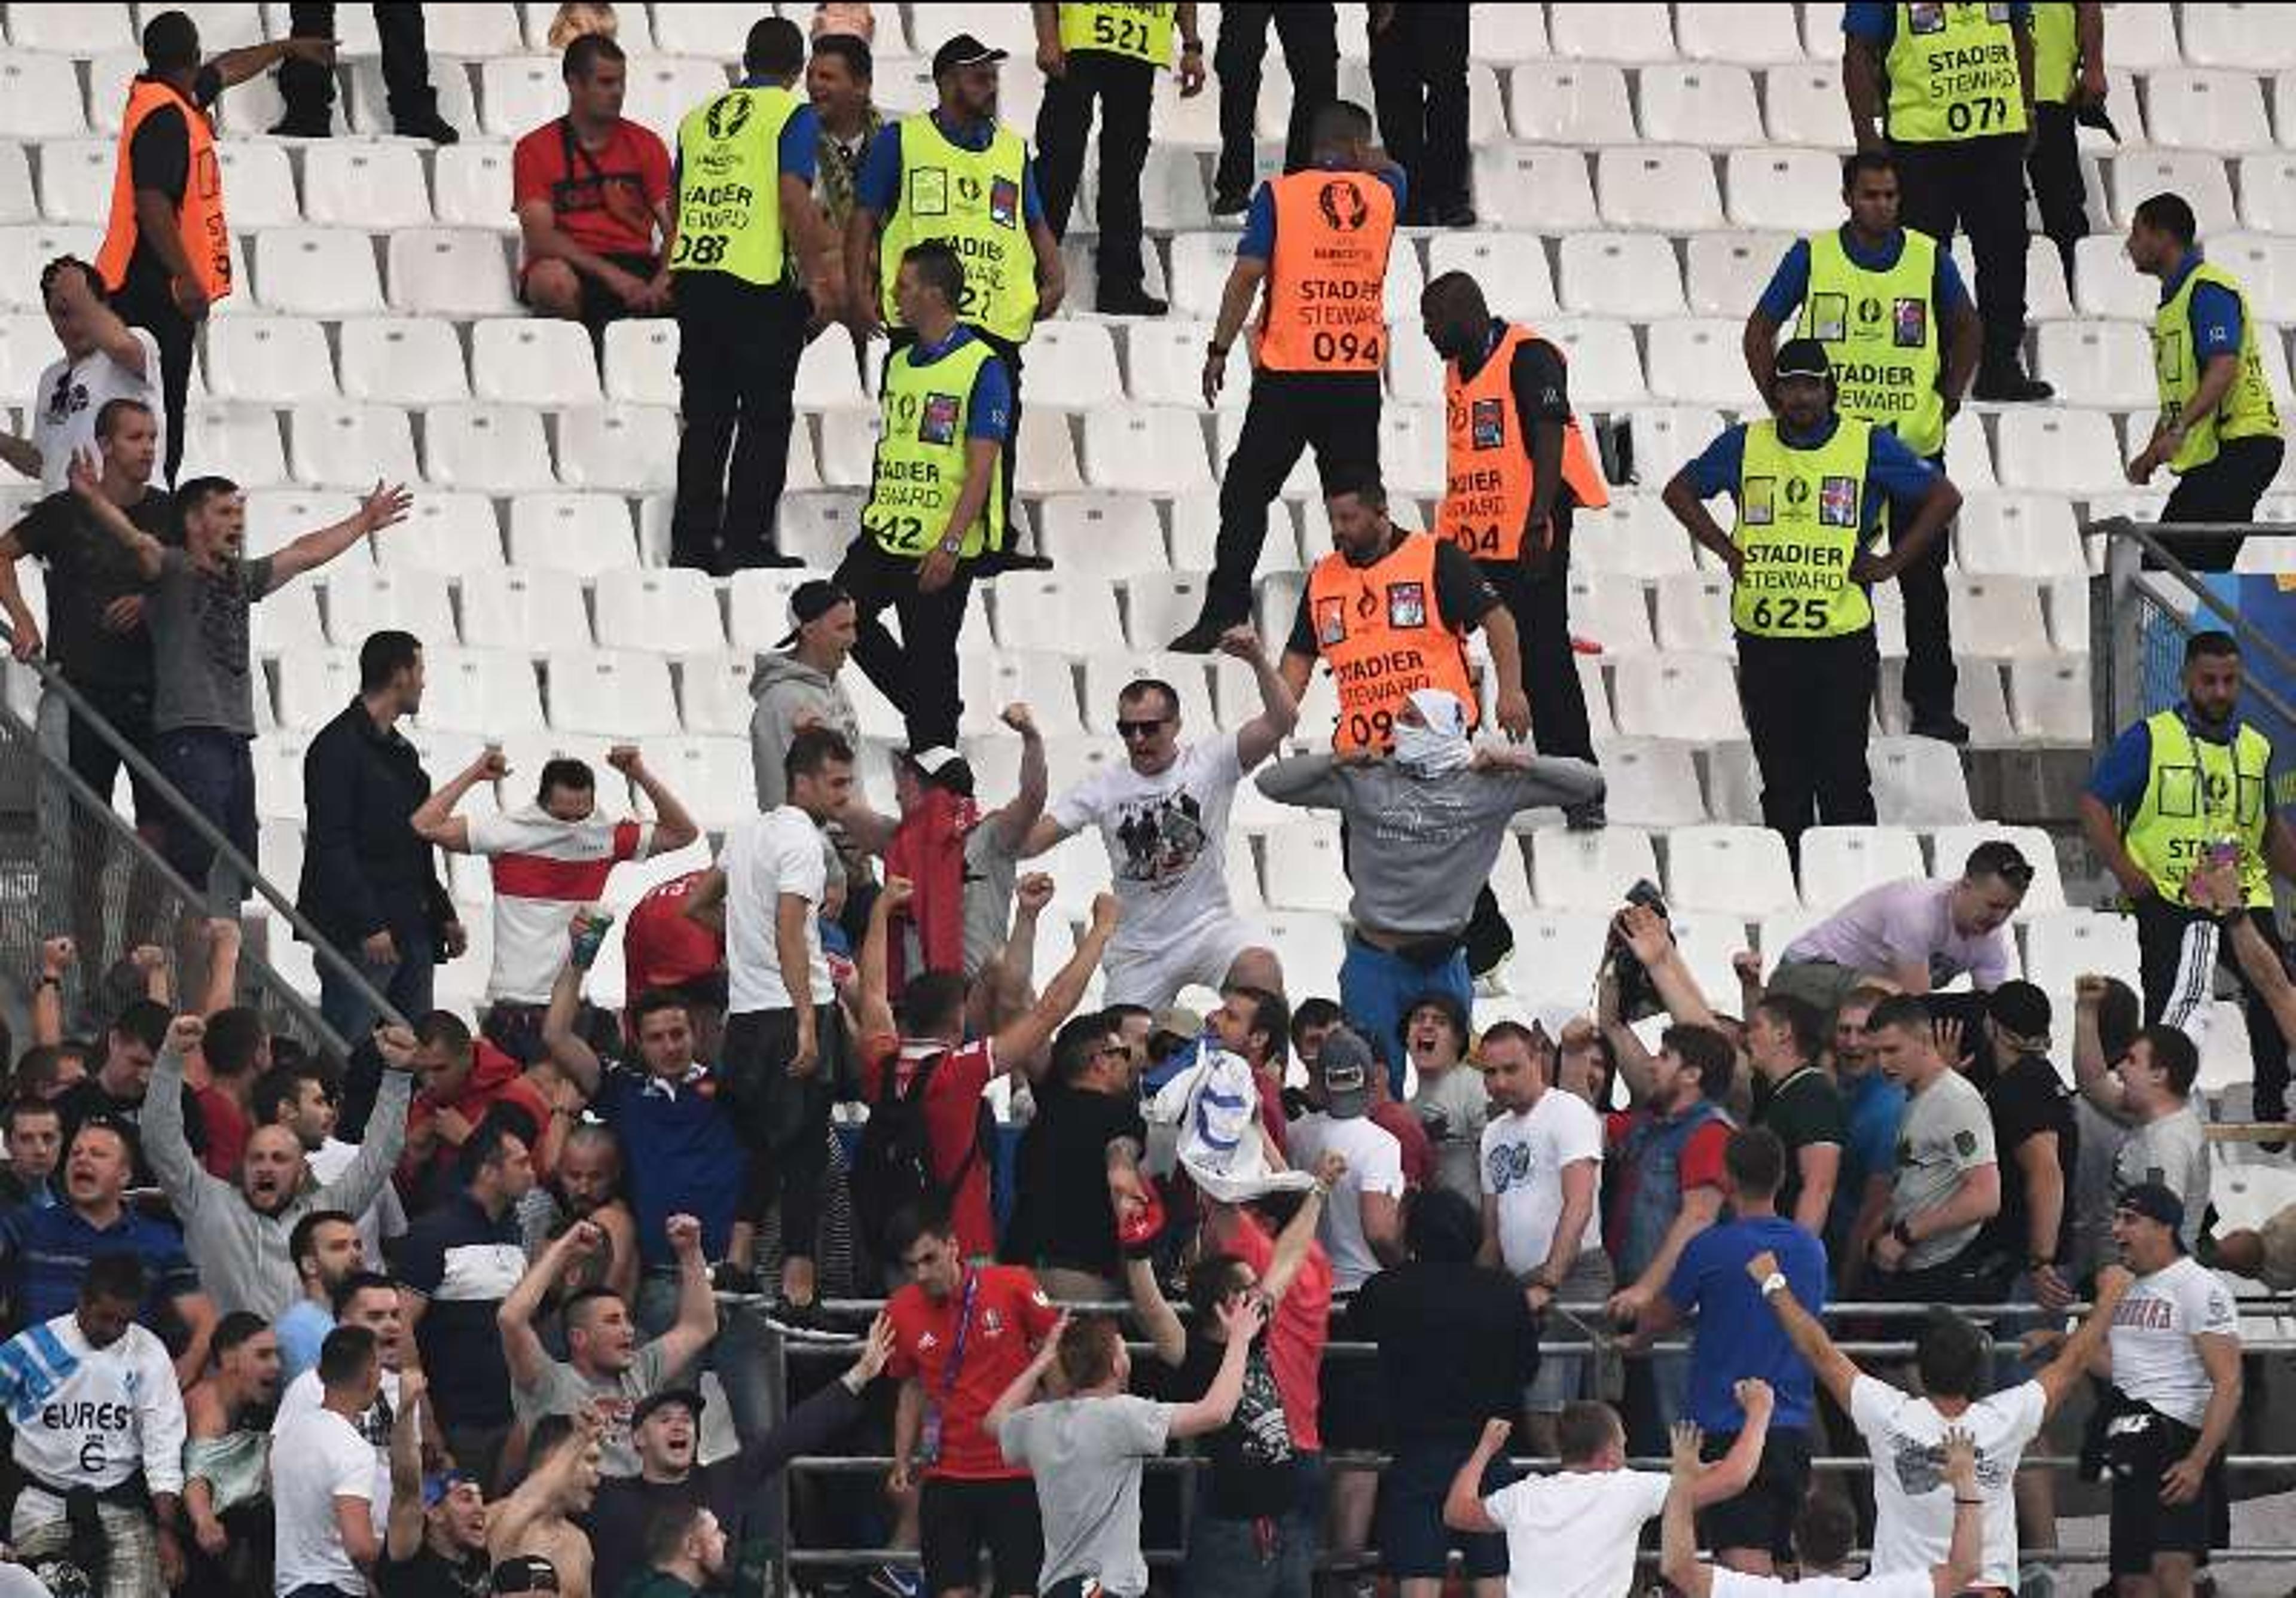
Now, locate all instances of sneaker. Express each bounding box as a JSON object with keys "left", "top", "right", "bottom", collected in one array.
[
  {"left": 395, "top": 109, "right": 460, "bottom": 144},
  {"left": 1097, "top": 285, "right": 1169, "bottom": 316},
  {"left": 1168, "top": 616, "right": 1244, "bottom": 652},
  {"left": 1564, "top": 798, "right": 1608, "bottom": 832},
  {"left": 1909, "top": 713, "right": 1971, "bottom": 745},
  {"left": 1973, "top": 362, "right": 2054, "bottom": 402},
  {"left": 868, "top": 1568, "right": 922, "bottom": 1598},
  {"left": 974, "top": 548, "right": 1053, "bottom": 575}
]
